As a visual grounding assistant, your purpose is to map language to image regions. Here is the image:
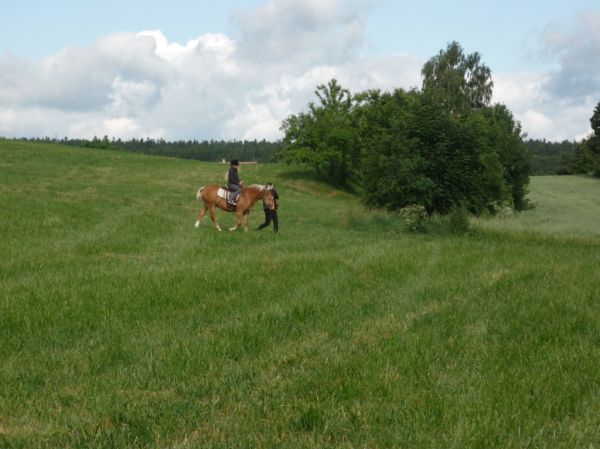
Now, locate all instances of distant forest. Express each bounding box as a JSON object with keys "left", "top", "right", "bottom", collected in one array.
[
  {"left": 526, "top": 139, "right": 577, "bottom": 175},
  {"left": 16, "top": 136, "right": 283, "bottom": 163},
  {"left": 8, "top": 135, "right": 581, "bottom": 176}
]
